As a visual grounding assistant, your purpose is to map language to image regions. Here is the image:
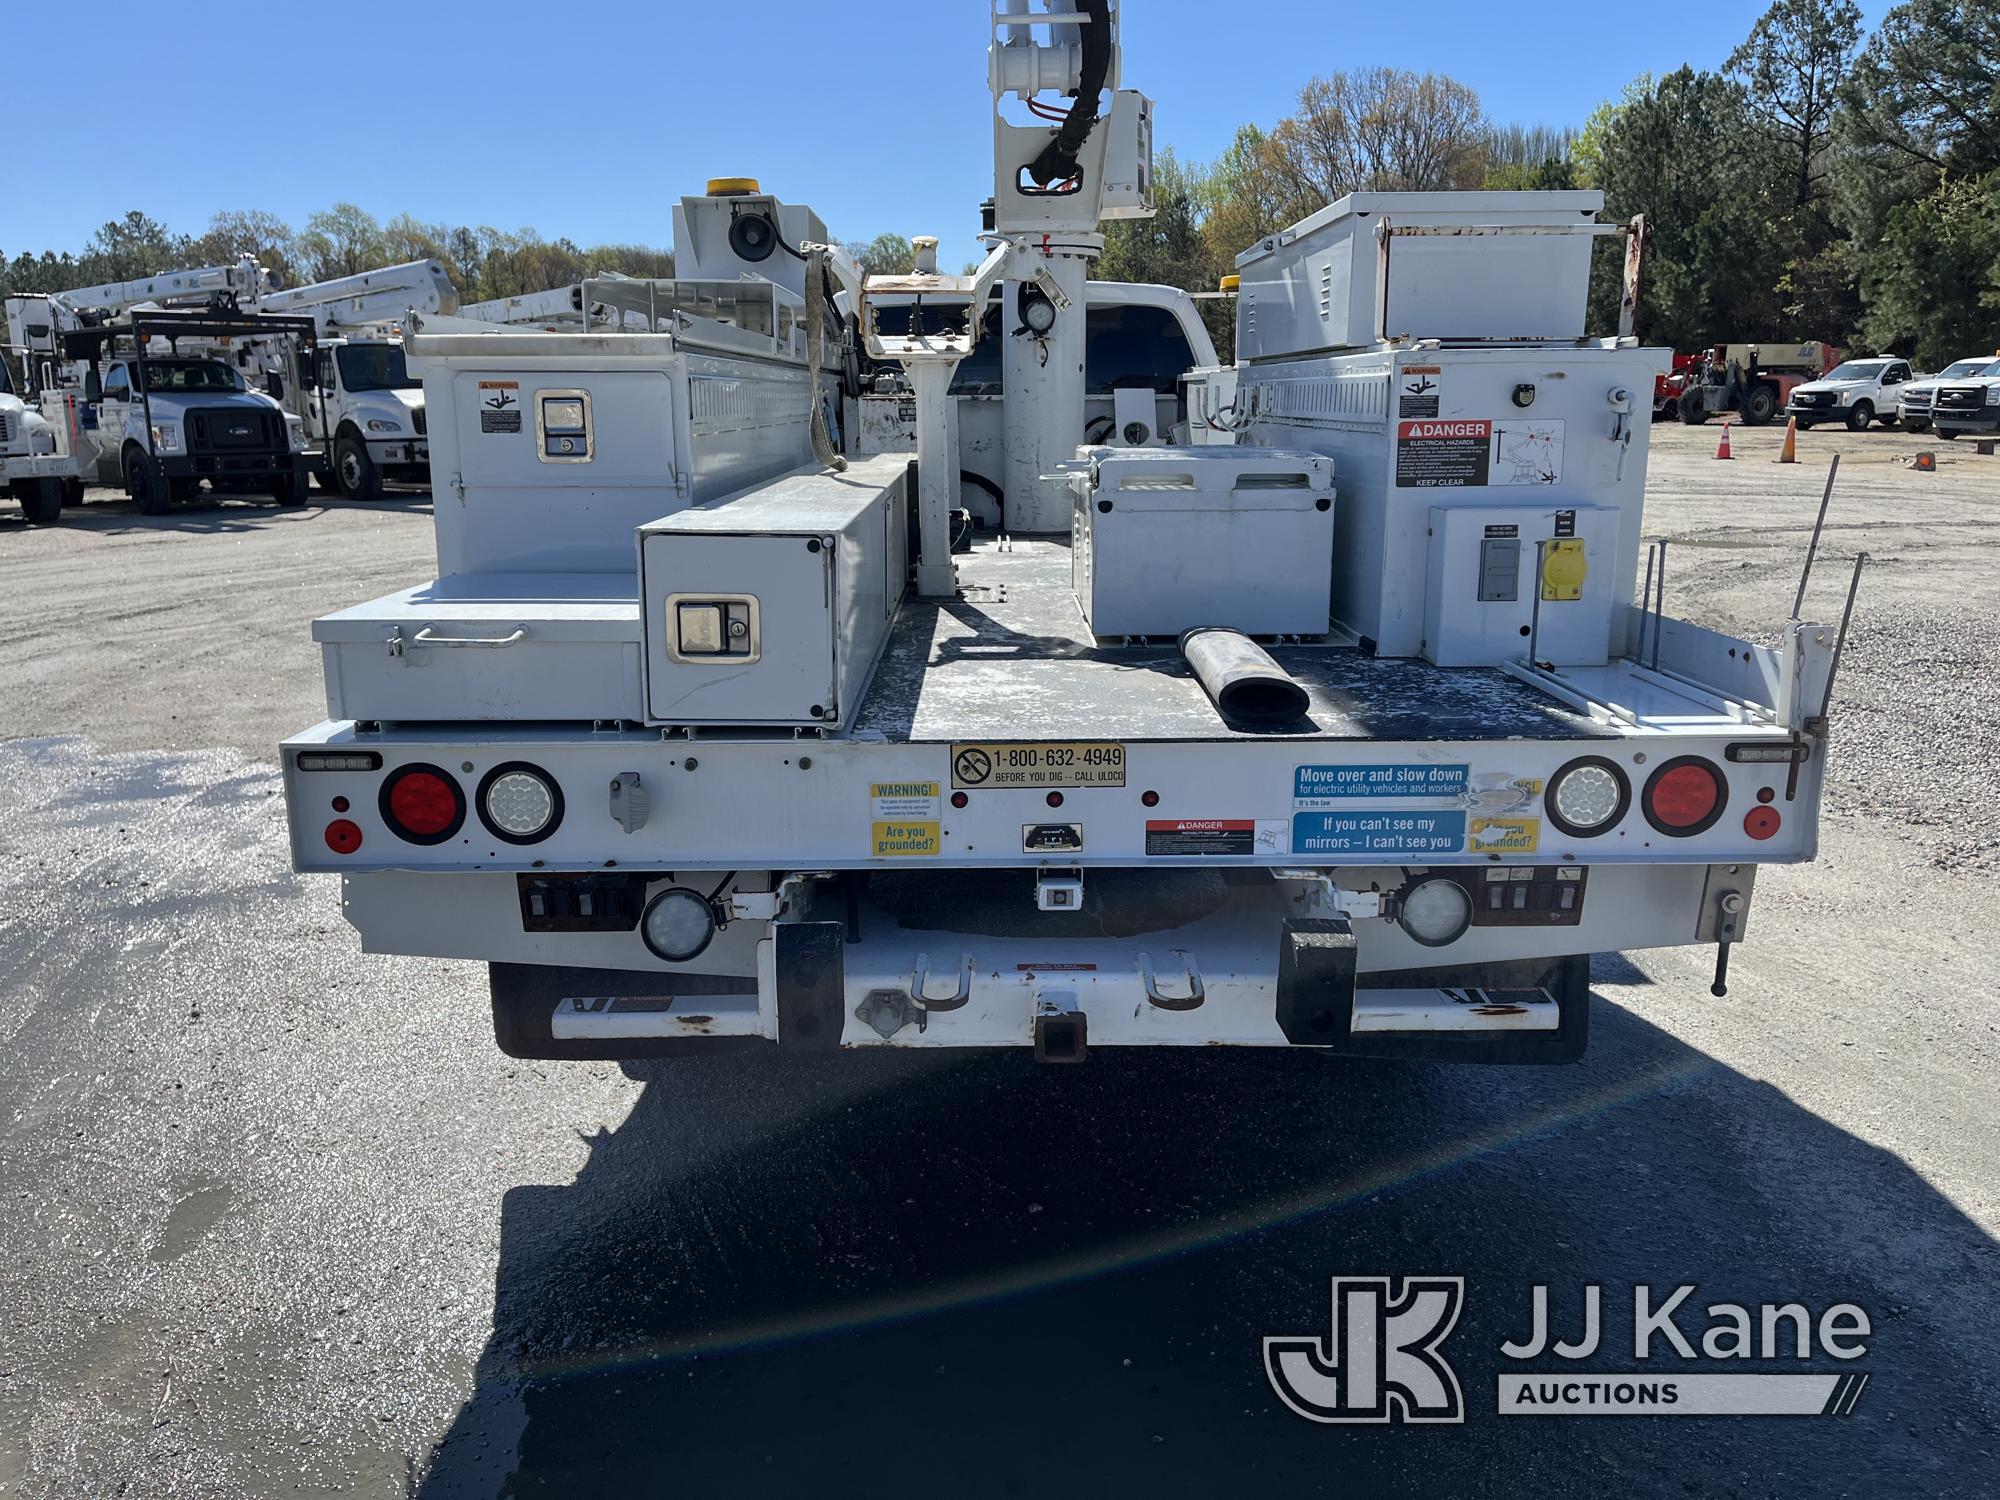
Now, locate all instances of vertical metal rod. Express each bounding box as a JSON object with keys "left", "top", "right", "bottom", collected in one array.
[
  {"left": 1791, "top": 452, "right": 1840, "bottom": 621},
  {"left": 1650, "top": 539, "right": 1668, "bottom": 670},
  {"left": 1817, "top": 551, "right": 1869, "bottom": 723},
  {"left": 1637, "top": 542, "right": 1657, "bottom": 663},
  {"left": 1526, "top": 539, "right": 1548, "bottom": 665}
]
